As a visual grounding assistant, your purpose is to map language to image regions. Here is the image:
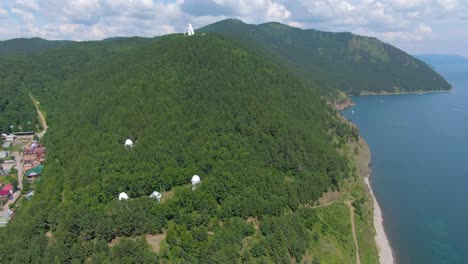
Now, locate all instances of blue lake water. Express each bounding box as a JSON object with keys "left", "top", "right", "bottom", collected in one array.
[{"left": 342, "top": 65, "right": 468, "bottom": 264}]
